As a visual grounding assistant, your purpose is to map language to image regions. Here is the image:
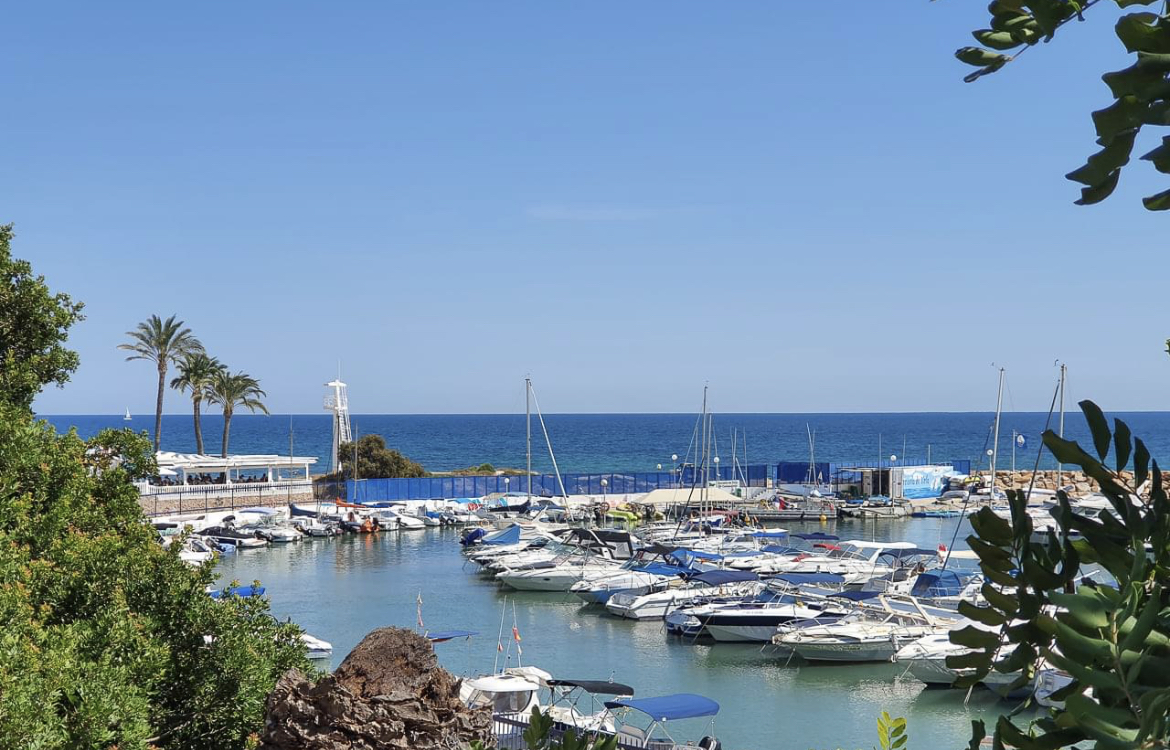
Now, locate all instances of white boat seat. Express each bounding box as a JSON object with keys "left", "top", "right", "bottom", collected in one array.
[{"left": 617, "top": 726, "right": 647, "bottom": 748}]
